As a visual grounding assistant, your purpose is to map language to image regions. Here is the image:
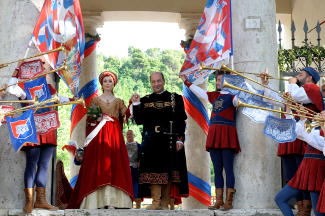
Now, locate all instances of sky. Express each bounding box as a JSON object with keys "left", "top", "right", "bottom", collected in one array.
[{"left": 97, "top": 21, "right": 186, "bottom": 59}]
